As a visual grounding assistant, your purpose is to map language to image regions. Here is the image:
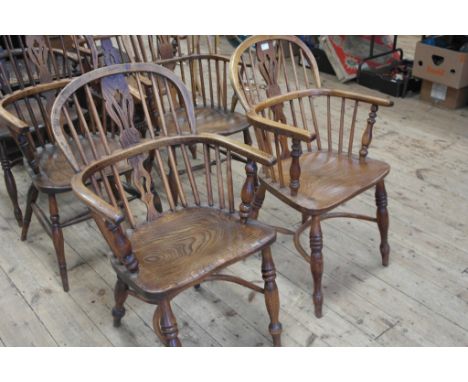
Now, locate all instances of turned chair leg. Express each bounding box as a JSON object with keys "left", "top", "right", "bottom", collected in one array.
[
  {"left": 112, "top": 277, "right": 129, "bottom": 327},
  {"left": 310, "top": 215, "right": 324, "bottom": 318},
  {"left": 21, "top": 184, "right": 39, "bottom": 241},
  {"left": 0, "top": 141, "right": 22, "bottom": 226},
  {"left": 375, "top": 180, "right": 390, "bottom": 266},
  {"left": 261, "top": 246, "right": 282, "bottom": 346},
  {"left": 48, "top": 194, "right": 69, "bottom": 292},
  {"left": 250, "top": 182, "right": 267, "bottom": 220},
  {"left": 154, "top": 299, "right": 182, "bottom": 347}
]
